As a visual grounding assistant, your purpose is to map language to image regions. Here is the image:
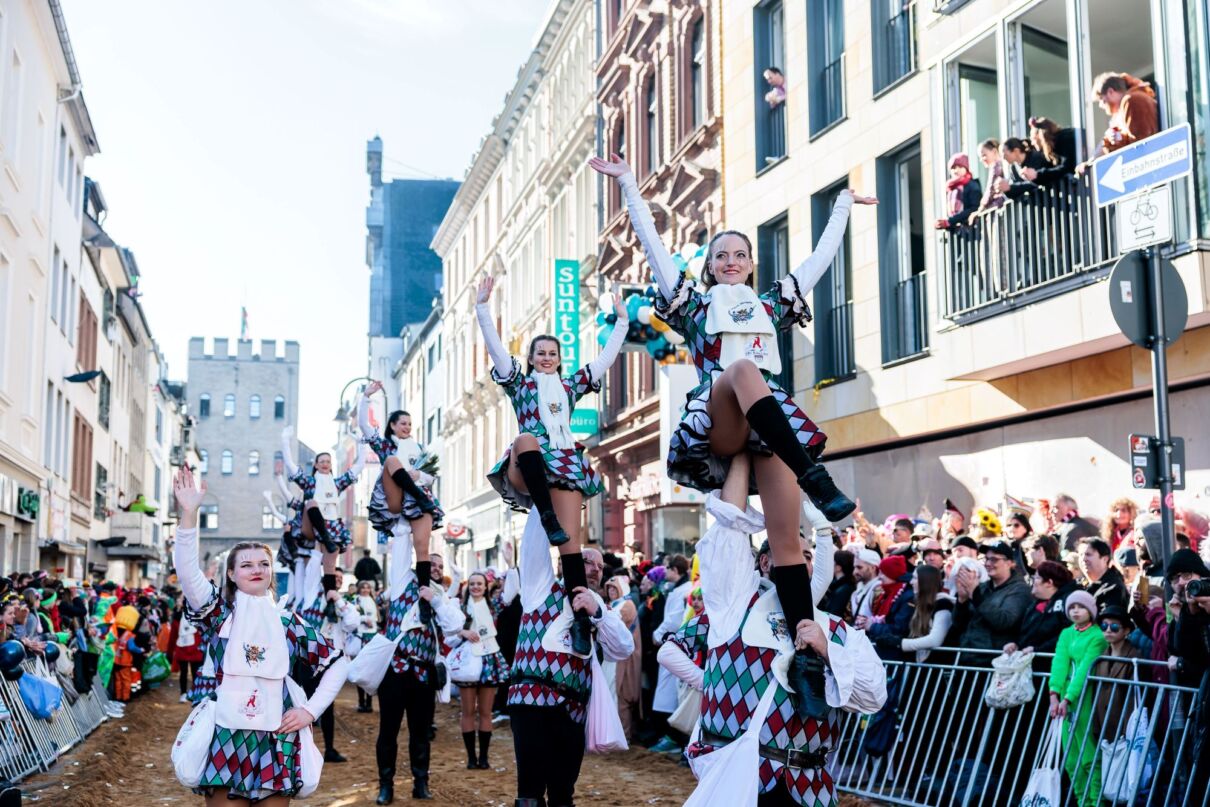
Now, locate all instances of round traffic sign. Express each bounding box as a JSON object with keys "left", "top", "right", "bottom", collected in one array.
[{"left": 1108, "top": 251, "right": 1188, "bottom": 349}]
